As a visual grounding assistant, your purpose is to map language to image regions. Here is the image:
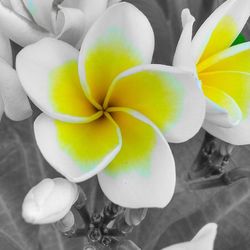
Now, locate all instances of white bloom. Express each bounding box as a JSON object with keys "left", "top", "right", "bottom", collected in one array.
[
  {"left": 22, "top": 178, "right": 79, "bottom": 224},
  {"left": 0, "top": 0, "right": 121, "bottom": 48}
]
